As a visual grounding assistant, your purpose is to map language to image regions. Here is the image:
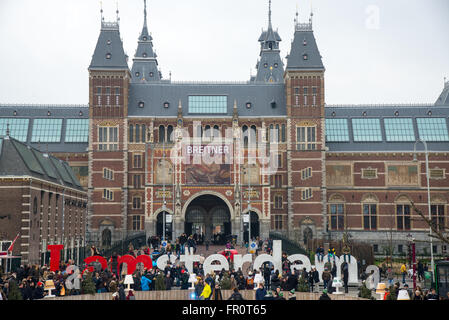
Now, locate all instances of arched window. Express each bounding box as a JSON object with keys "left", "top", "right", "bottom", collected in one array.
[
  {"left": 141, "top": 124, "right": 146, "bottom": 143},
  {"left": 328, "top": 194, "right": 345, "bottom": 231},
  {"left": 159, "top": 125, "right": 165, "bottom": 143},
  {"left": 33, "top": 197, "right": 38, "bottom": 215},
  {"left": 269, "top": 124, "right": 274, "bottom": 142},
  {"left": 275, "top": 124, "right": 280, "bottom": 142},
  {"left": 281, "top": 124, "right": 286, "bottom": 142},
  {"left": 129, "top": 125, "right": 134, "bottom": 143},
  {"left": 167, "top": 125, "right": 174, "bottom": 143},
  {"left": 205, "top": 125, "right": 211, "bottom": 139},
  {"left": 213, "top": 125, "right": 220, "bottom": 140},
  {"left": 135, "top": 124, "right": 140, "bottom": 143},
  {"left": 274, "top": 194, "right": 283, "bottom": 209},
  {"left": 242, "top": 125, "right": 248, "bottom": 147},
  {"left": 395, "top": 195, "right": 411, "bottom": 231},
  {"left": 431, "top": 195, "right": 446, "bottom": 231},
  {"left": 362, "top": 194, "right": 378, "bottom": 230},
  {"left": 250, "top": 125, "right": 257, "bottom": 146}
]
